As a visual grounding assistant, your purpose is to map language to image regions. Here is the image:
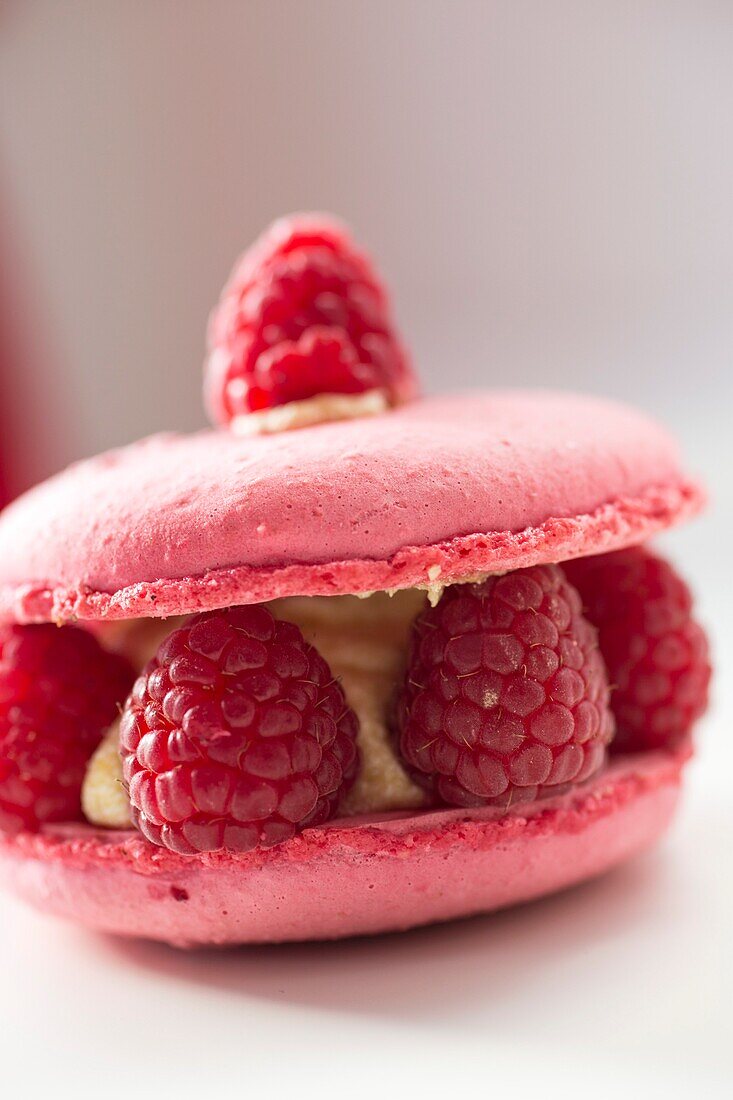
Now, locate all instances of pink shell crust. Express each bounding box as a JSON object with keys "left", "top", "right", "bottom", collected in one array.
[
  {"left": 0, "top": 390, "right": 702, "bottom": 623},
  {"left": 0, "top": 750, "right": 687, "bottom": 945}
]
